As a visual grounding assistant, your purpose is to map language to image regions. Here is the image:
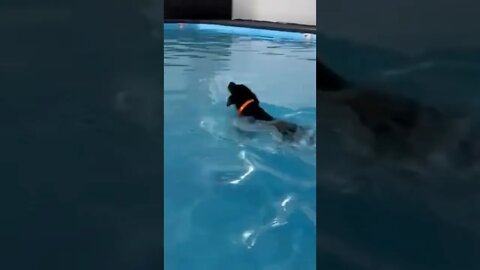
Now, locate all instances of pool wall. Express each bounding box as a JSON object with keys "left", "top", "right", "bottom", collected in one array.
[{"left": 232, "top": 0, "right": 316, "bottom": 26}]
